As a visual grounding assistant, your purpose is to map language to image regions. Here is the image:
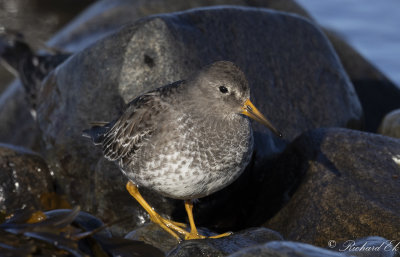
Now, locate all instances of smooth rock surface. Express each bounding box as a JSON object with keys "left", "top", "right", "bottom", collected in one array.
[
  {"left": 36, "top": 6, "right": 362, "bottom": 233},
  {"left": 0, "top": 143, "right": 54, "bottom": 213},
  {"left": 264, "top": 128, "right": 400, "bottom": 246},
  {"left": 378, "top": 109, "right": 400, "bottom": 139},
  {"left": 126, "top": 223, "right": 180, "bottom": 253},
  {"left": 47, "top": 0, "right": 310, "bottom": 52}
]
